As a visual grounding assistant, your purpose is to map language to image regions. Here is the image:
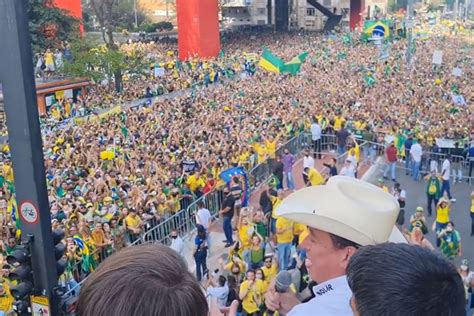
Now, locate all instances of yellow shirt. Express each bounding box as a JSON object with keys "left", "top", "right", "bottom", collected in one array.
[
  {"left": 0, "top": 281, "right": 14, "bottom": 312},
  {"left": 349, "top": 143, "right": 360, "bottom": 162},
  {"left": 308, "top": 168, "right": 324, "bottom": 186},
  {"left": 253, "top": 143, "right": 267, "bottom": 163},
  {"left": 293, "top": 223, "right": 309, "bottom": 244},
  {"left": 265, "top": 140, "right": 277, "bottom": 159},
  {"left": 186, "top": 175, "right": 205, "bottom": 192},
  {"left": 239, "top": 151, "right": 250, "bottom": 165},
  {"left": 2, "top": 164, "right": 13, "bottom": 182},
  {"left": 45, "top": 52, "right": 54, "bottom": 65},
  {"left": 276, "top": 216, "right": 294, "bottom": 244},
  {"left": 471, "top": 197, "right": 474, "bottom": 213},
  {"left": 261, "top": 264, "right": 278, "bottom": 289},
  {"left": 125, "top": 214, "right": 140, "bottom": 229},
  {"left": 436, "top": 206, "right": 450, "bottom": 224},
  {"left": 334, "top": 116, "right": 345, "bottom": 131},
  {"left": 224, "top": 261, "right": 246, "bottom": 272},
  {"left": 270, "top": 196, "right": 282, "bottom": 219},
  {"left": 239, "top": 224, "right": 252, "bottom": 249},
  {"left": 240, "top": 279, "right": 264, "bottom": 313}
]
